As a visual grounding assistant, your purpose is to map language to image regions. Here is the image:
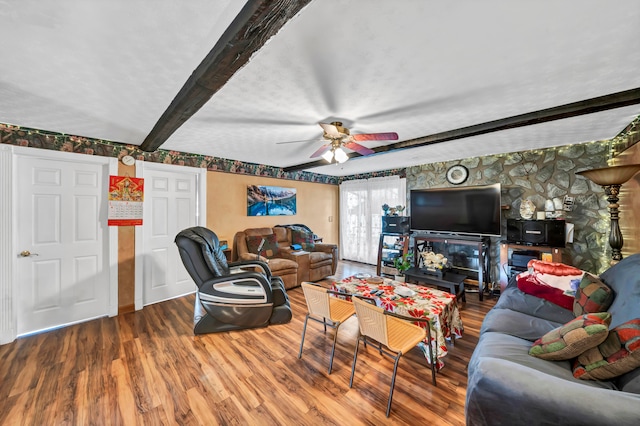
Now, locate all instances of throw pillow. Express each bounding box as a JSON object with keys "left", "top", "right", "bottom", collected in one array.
[
  {"left": 517, "top": 272, "right": 574, "bottom": 311},
  {"left": 527, "top": 260, "right": 585, "bottom": 294},
  {"left": 291, "top": 228, "right": 315, "bottom": 251},
  {"left": 529, "top": 312, "right": 611, "bottom": 360},
  {"left": 246, "top": 234, "right": 278, "bottom": 258},
  {"left": 573, "top": 318, "right": 640, "bottom": 381},
  {"left": 528, "top": 259, "right": 583, "bottom": 276},
  {"left": 573, "top": 273, "right": 614, "bottom": 317}
]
